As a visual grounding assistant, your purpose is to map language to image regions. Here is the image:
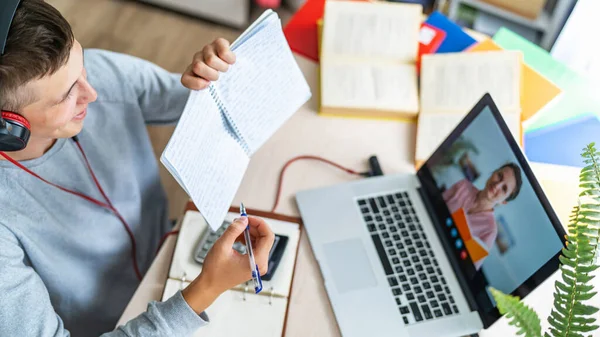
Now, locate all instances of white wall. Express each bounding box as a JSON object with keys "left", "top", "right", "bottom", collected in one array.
[{"left": 551, "top": 0, "right": 600, "bottom": 80}]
